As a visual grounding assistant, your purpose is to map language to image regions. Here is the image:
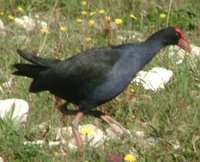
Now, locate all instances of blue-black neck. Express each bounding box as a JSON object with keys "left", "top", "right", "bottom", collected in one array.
[{"left": 144, "top": 32, "right": 167, "bottom": 57}]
